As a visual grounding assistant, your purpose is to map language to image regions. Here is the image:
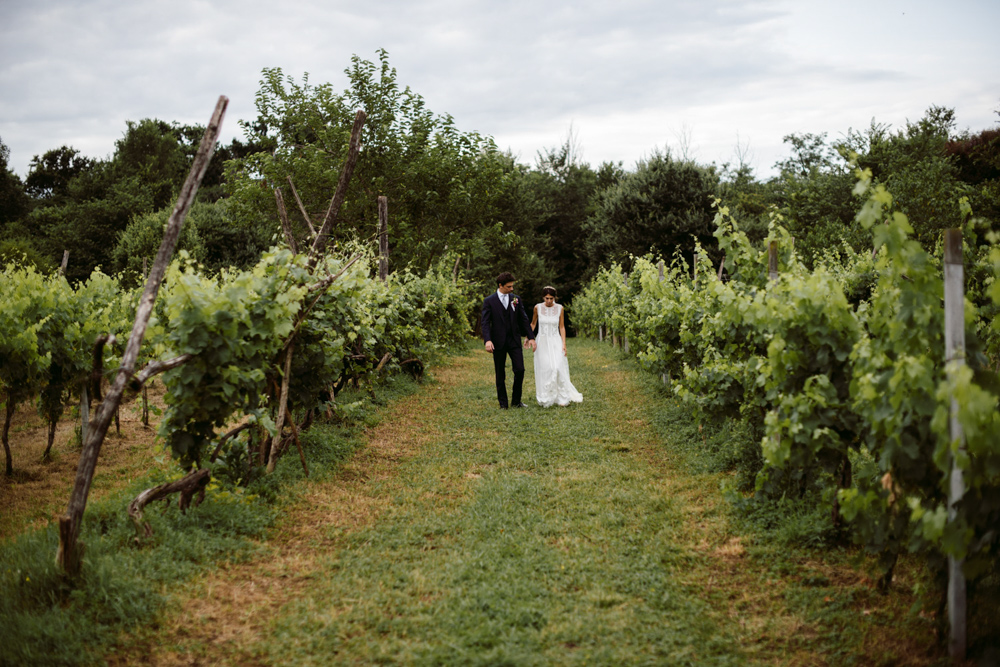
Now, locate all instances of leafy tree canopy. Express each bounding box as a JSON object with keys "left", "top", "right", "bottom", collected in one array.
[
  {"left": 225, "top": 49, "right": 542, "bottom": 288},
  {"left": 581, "top": 149, "right": 718, "bottom": 274}
]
